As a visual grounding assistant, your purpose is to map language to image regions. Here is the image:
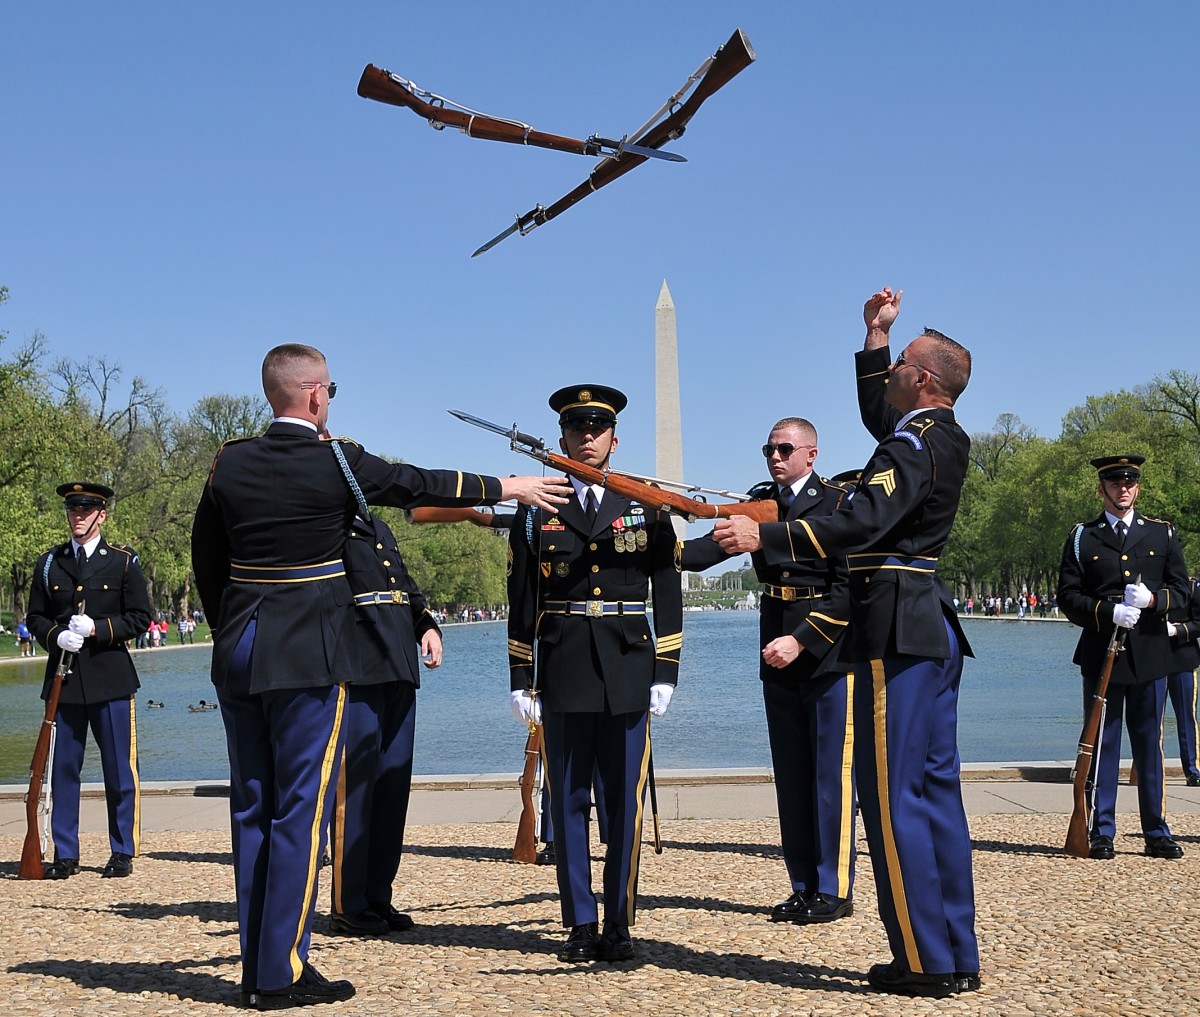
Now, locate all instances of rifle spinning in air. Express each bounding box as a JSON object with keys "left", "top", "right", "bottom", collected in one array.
[{"left": 356, "top": 27, "right": 756, "bottom": 255}]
